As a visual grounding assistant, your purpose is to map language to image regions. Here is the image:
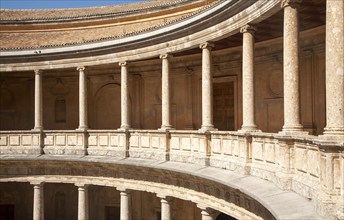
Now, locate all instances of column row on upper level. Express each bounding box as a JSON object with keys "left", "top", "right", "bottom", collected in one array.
[{"left": 0, "top": 0, "right": 342, "bottom": 138}]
